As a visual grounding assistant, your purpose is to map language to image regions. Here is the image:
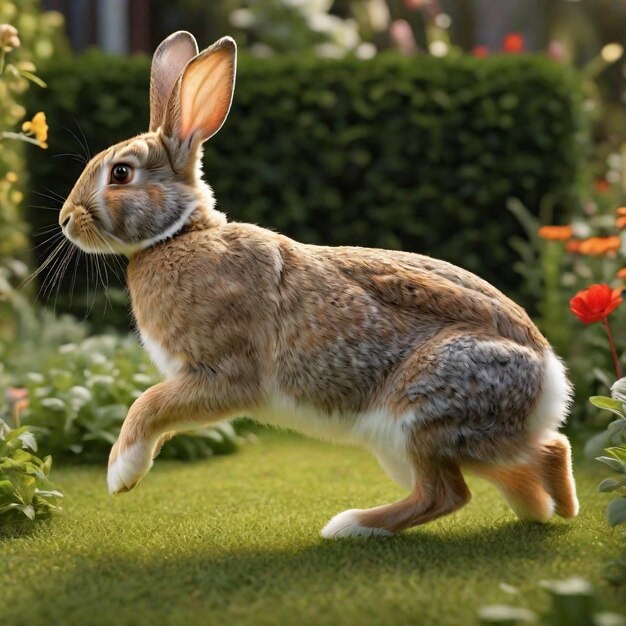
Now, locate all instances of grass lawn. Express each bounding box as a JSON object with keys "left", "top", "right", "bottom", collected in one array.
[{"left": 2, "top": 430, "right": 625, "bottom": 626}]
